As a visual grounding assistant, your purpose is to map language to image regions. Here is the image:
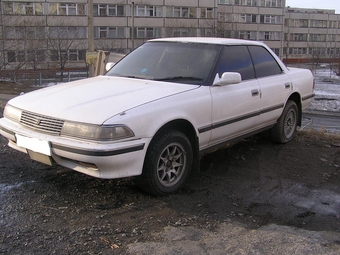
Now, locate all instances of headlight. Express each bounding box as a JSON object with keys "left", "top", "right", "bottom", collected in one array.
[
  {"left": 61, "top": 122, "right": 135, "bottom": 141},
  {"left": 4, "top": 104, "right": 22, "bottom": 122}
]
